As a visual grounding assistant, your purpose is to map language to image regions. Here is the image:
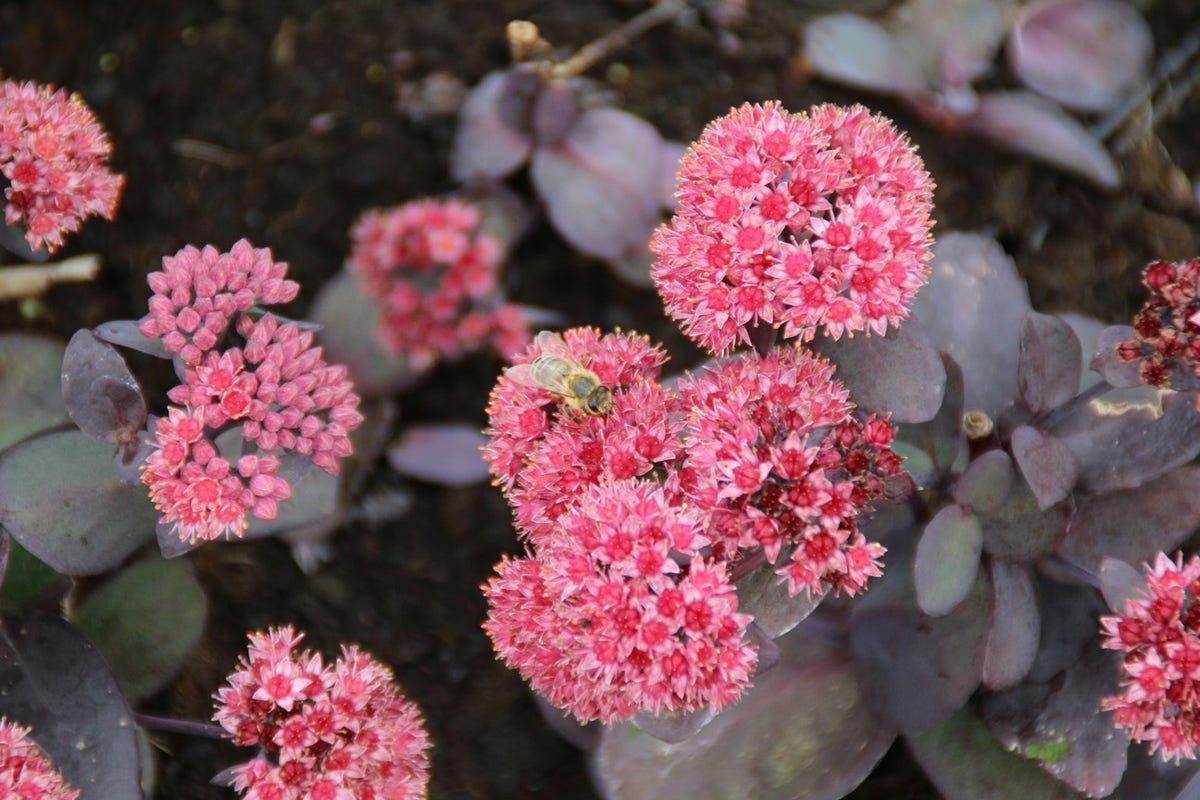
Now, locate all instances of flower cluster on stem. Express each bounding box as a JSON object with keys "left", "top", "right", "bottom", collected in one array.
[
  {"left": 213, "top": 626, "right": 431, "bottom": 800},
  {"left": 347, "top": 198, "right": 530, "bottom": 371},
  {"left": 0, "top": 718, "right": 80, "bottom": 800},
  {"left": 0, "top": 78, "right": 125, "bottom": 253},
  {"left": 139, "top": 240, "right": 364, "bottom": 542},
  {"left": 1116, "top": 258, "right": 1200, "bottom": 392},
  {"left": 1100, "top": 552, "right": 1200, "bottom": 763}
]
